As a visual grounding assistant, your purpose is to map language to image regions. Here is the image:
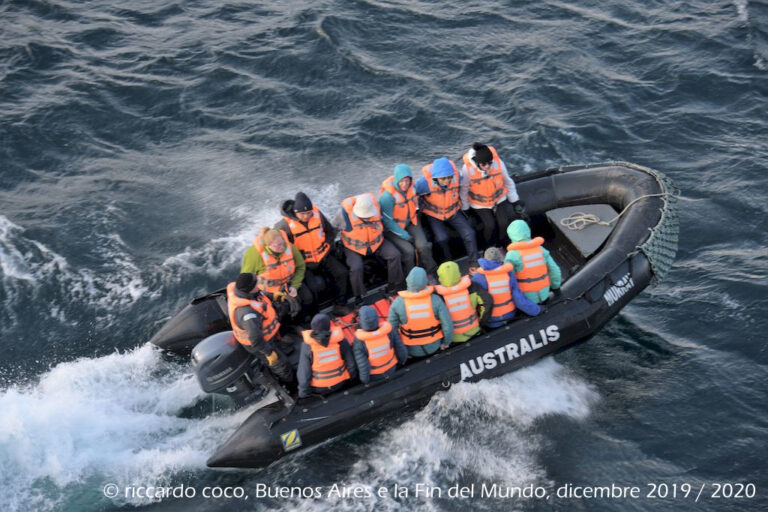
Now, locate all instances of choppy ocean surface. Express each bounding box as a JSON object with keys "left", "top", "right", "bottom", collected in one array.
[{"left": 1, "top": 0, "right": 766, "bottom": 510}]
